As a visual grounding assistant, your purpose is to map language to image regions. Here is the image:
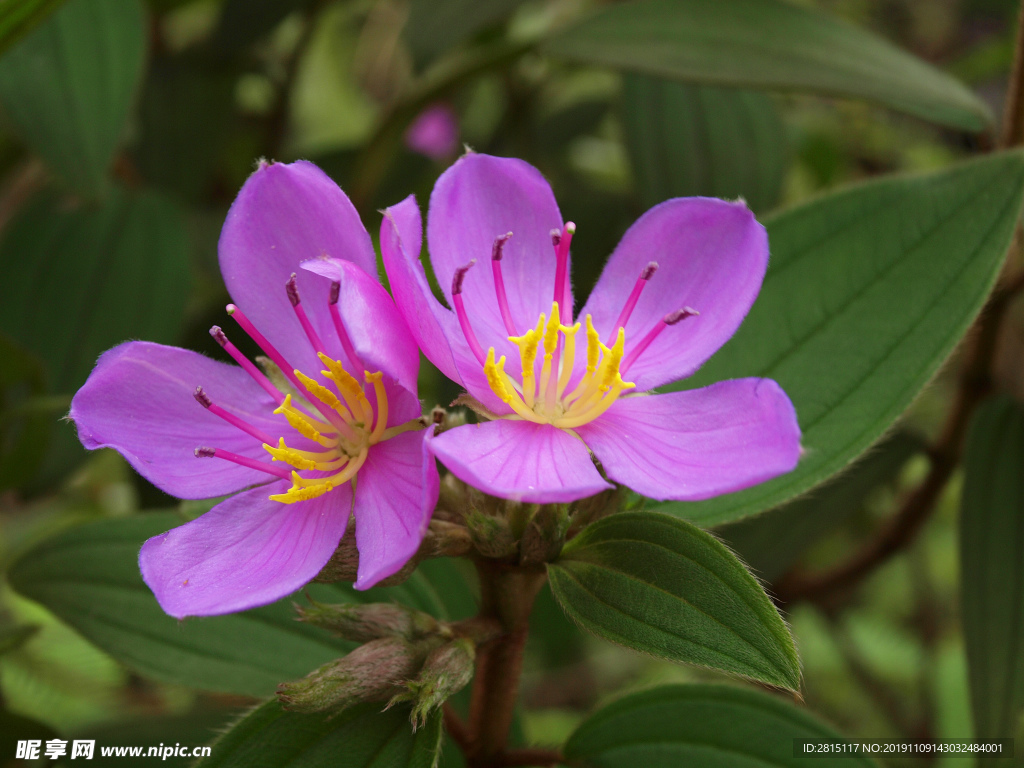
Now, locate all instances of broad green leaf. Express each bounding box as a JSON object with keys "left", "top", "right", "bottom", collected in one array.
[
  {"left": 0, "top": 332, "right": 50, "bottom": 491},
  {"left": 0, "top": 187, "right": 190, "bottom": 392},
  {"left": 718, "top": 431, "right": 923, "bottom": 581},
  {"left": 76, "top": 709, "right": 237, "bottom": 767},
  {"left": 547, "top": 0, "right": 990, "bottom": 132},
  {"left": 960, "top": 396, "right": 1024, "bottom": 741},
  {"left": 8, "top": 514, "right": 453, "bottom": 697},
  {"left": 547, "top": 512, "right": 799, "bottom": 690},
  {"left": 621, "top": 74, "right": 788, "bottom": 213},
  {"left": 657, "top": 151, "right": 1024, "bottom": 526},
  {"left": 406, "top": 0, "right": 527, "bottom": 69},
  {"left": 564, "top": 684, "right": 877, "bottom": 768},
  {"left": 0, "top": 0, "right": 66, "bottom": 57},
  {"left": 196, "top": 700, "right": 442, "bottom": 768},
  {"left": 0, "top": 0, "right": 145, "bottom": 195}
]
